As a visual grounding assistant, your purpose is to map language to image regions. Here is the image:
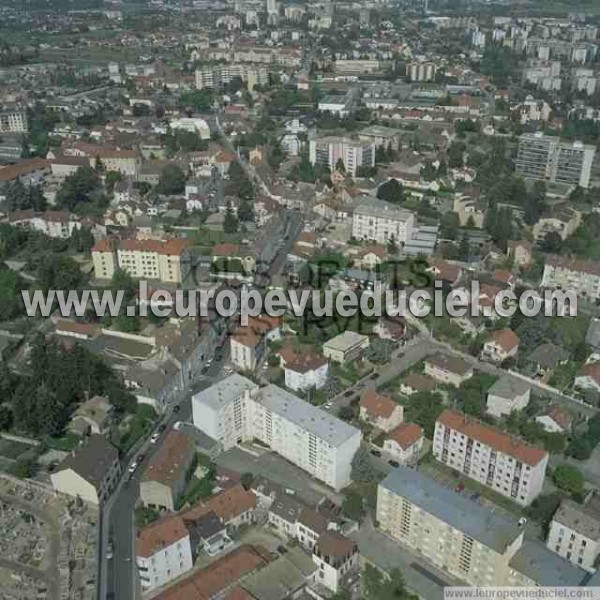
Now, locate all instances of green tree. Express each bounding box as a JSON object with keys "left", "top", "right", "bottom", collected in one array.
[
  {"left": 238, "top": 199, "right": 254, "bottom": 222},
  {"left": 227, "top": 161, "right": 254, "bottom": 201},
  {"left": 241, "top": 472, "right": 254, "bottom": 490},
  {"left": 57, "top": 166, "right": 101, "bottom": 211},
  {"left": 156, "top": 165, "right": 186, "bottom": 195},
  {"left": 440, "top": 212, "right": 460, "bottom": 240},
  {"left": 552, "top": 464, "right": 585, "bottom": 498},
  {"left": 105, "top": 170, "right": 123, "bottom": 195},
  {"left": 377, "top": 179, "right": 404, "bottom": 204},
  {"left": 351, "top": 447, "right": 379, "bottom": 483},
  {"left": 342, "top": 490, "right": 364, "bottom": 521},
  {"left": 223, "top": 207, "right": 239, "bottom": 234},
  {"left": 38, "top": 255, "right": 86, "bottom": 293}
]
